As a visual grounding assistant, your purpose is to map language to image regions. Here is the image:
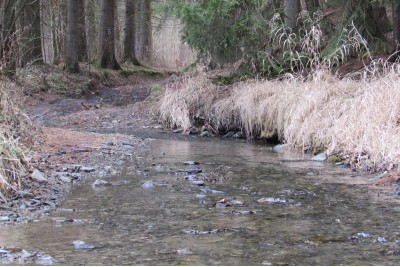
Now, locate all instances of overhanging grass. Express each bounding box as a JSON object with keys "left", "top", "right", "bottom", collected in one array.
[{"left": 159, "top": 64, "right": 400, "bottom": 171}]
